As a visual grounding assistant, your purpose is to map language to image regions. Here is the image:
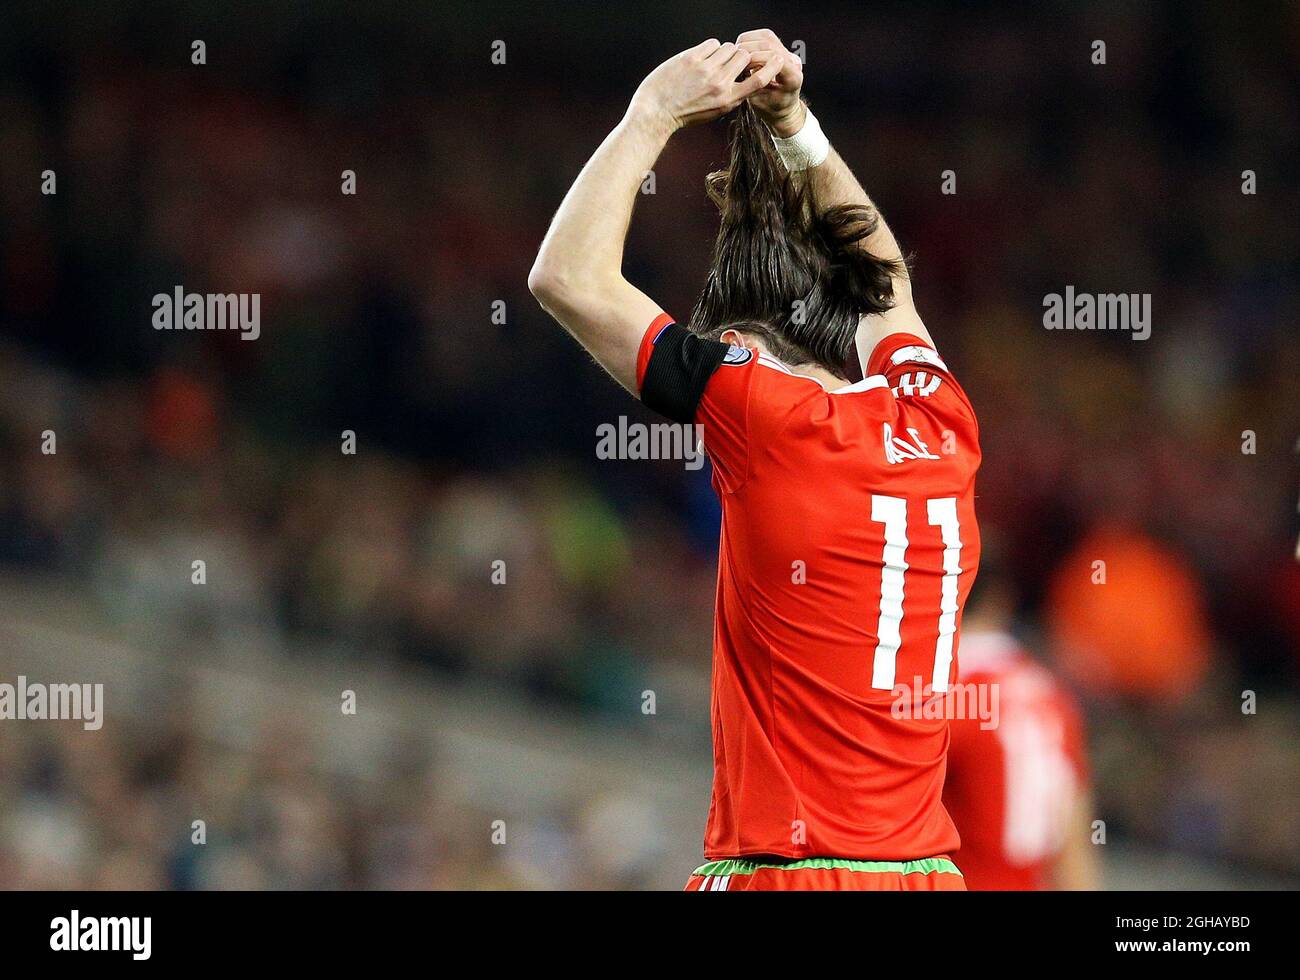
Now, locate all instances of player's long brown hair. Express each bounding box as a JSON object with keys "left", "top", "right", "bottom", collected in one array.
[{"left": 688, "top": 102, "right": 905, "bottom": 381}]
